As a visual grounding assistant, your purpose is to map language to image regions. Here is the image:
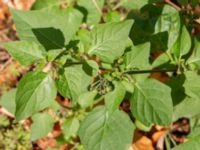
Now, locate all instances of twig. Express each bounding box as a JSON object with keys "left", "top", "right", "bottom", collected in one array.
[
  {"left": 0, "top": 58, "right": 12, "bottom": 73},
  {"left": 92, "top": 0, "right": 103, "bottom": 15},
  {"left": 165, "top": 0, "right": 181, "bottom": 11}
]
